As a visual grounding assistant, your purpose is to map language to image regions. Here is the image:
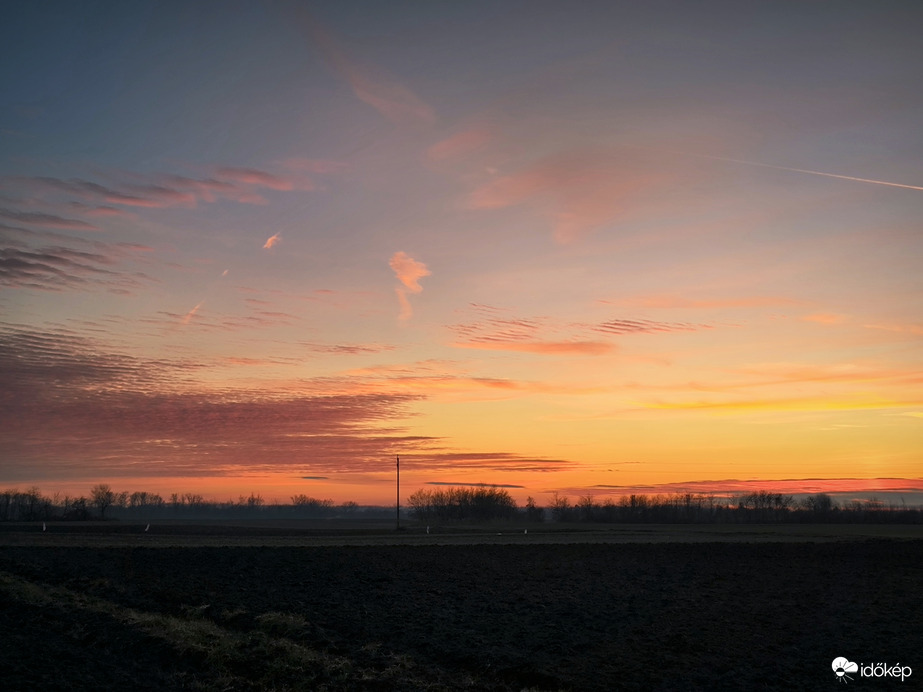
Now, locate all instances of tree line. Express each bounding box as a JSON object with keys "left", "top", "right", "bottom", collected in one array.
[
  {"left": 1, "top": 484, "right": 920, "bottom": 523},
  {"left": 0, "top": 484, "right": 371, "bottom": 521},
  {"left": 407, "top": 486, "right": 518, "bottom": 521},
  {"left": 544, "top": 490, "right": 922, "bottom": 524}
]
